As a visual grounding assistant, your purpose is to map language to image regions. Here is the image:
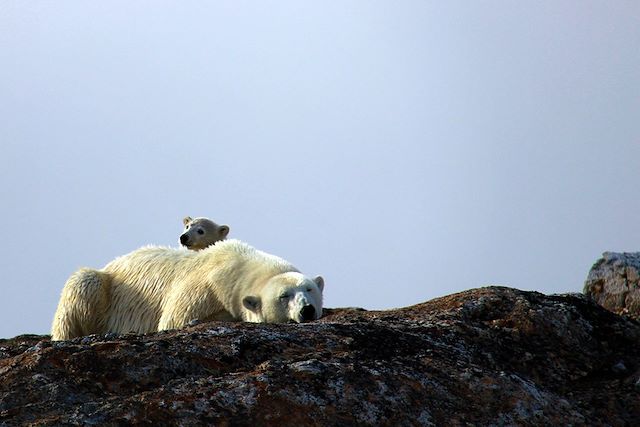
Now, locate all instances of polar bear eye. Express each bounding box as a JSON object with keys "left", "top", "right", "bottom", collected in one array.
[
  {"left": 197, "top": 229, "right": 205, "bottom": 235},
  {"left": 279, "top": 293, "right": 289, "bottom": 301}
]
